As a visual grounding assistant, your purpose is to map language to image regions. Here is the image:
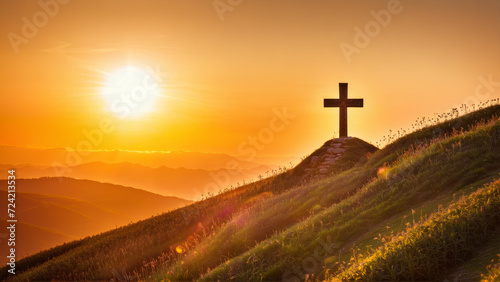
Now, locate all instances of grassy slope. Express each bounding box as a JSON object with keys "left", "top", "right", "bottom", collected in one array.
[
  {"left": 335, "top": 179, "right": 500, "bottom": 281},
  {"left": 4, "top": 105, "right": 500, "bottom": 281}
]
